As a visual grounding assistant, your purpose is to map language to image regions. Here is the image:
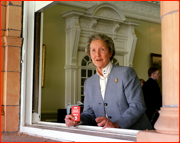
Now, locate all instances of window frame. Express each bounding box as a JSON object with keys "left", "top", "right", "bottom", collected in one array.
[{"left": 20, "top": 1, "right": 139, "bottom": 141}]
